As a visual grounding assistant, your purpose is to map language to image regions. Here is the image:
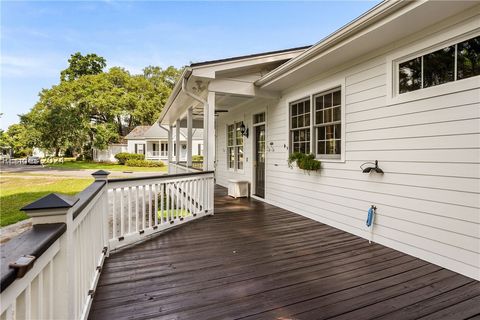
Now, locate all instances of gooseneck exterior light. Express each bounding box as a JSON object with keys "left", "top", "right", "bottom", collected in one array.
[{"left": 361, "top": 160, "right": 384, "bottom": 174}]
